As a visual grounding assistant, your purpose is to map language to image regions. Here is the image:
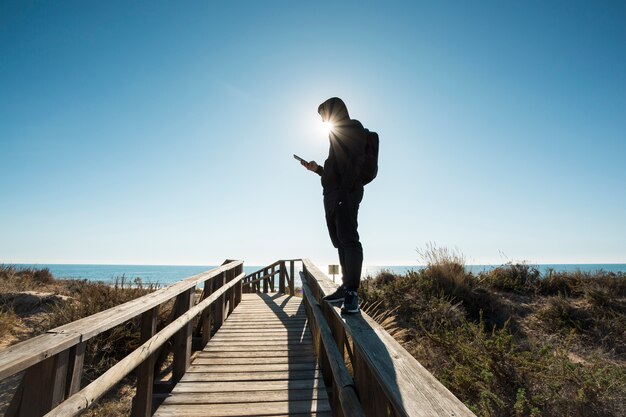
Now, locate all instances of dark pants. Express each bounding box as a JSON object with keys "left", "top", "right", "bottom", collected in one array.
[{"left": 324, "top": 188, "right": 364, "bottom": 290}]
